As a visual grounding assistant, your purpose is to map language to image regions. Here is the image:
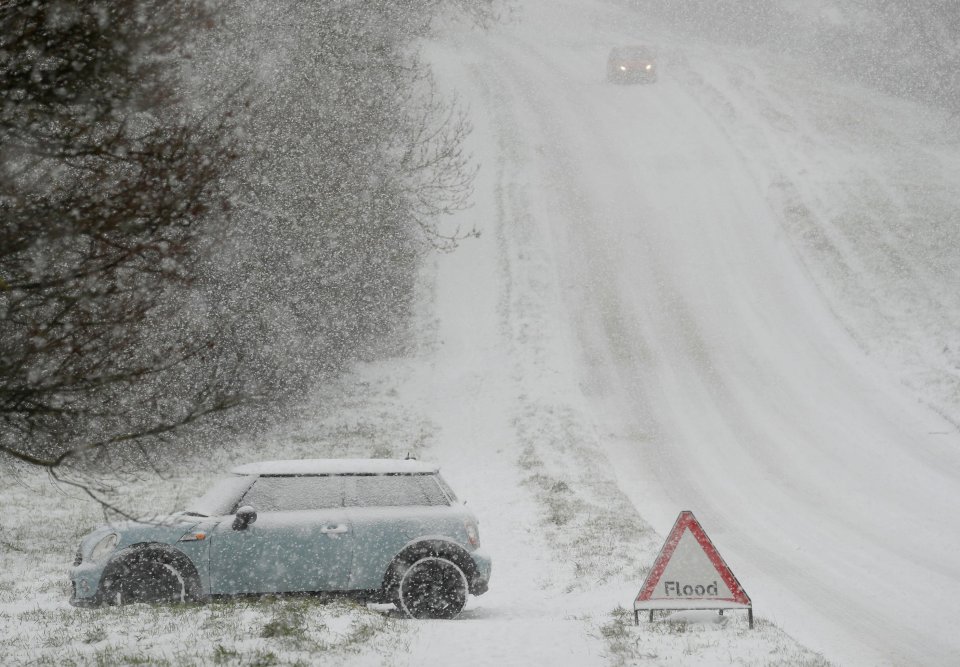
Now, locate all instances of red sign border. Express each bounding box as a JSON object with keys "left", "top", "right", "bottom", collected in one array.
[{"left": 635, "top": 510, "right": 750, "bottom": 605}]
